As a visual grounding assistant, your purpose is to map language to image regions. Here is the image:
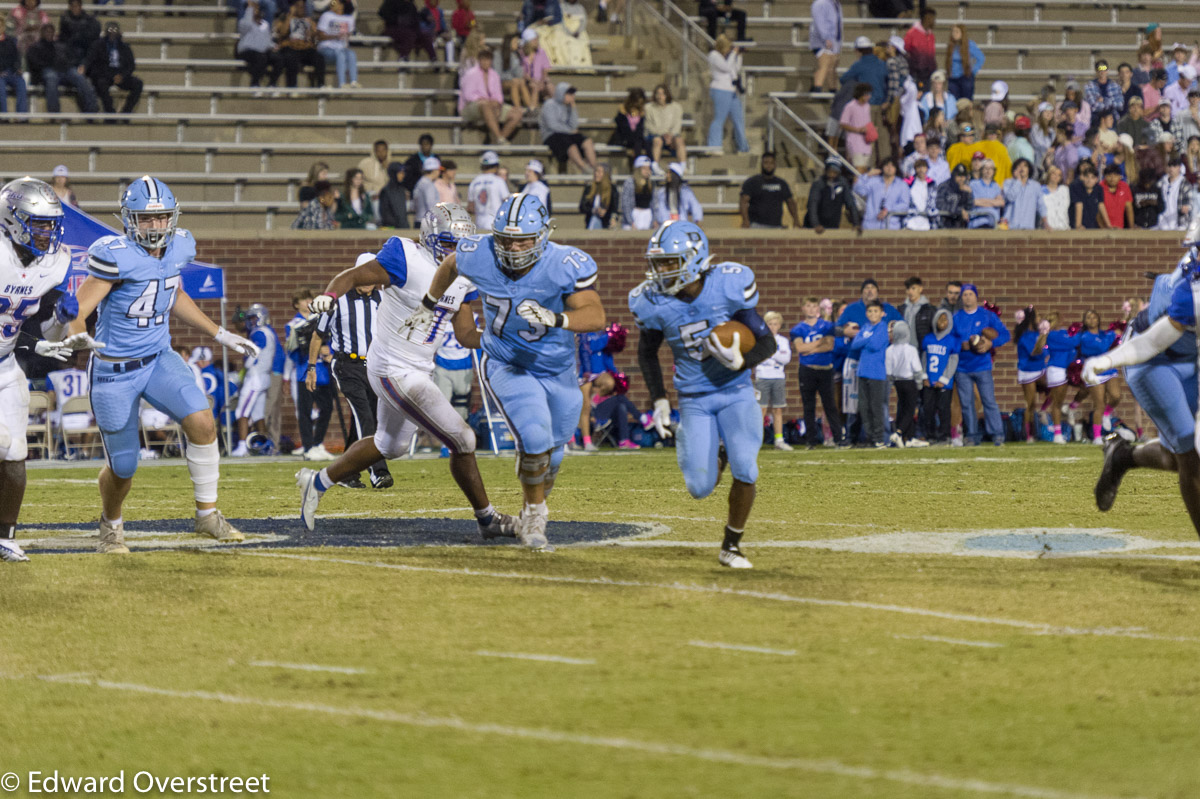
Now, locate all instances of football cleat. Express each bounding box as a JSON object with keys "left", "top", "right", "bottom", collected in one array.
[
  {"left": 478, "top": 510, "right": 519, "bottom": 540},
  {"left": 296, "top": 468, "right": 323, "bottom": 532},
  {"left": 97, "top": 517, "right": 130, "bottom": 554},
  {"left": 516, "top": 505, "right": 553, "bottom": 552},
  {"left": 1095, "top": 433, "right": 1134, "bottom": 512},
  {"left": 370, "top": 471, "right": 394, "bottom": 489},
  {"left": 337, "top": 476, "right": 366, "bottom": 489},
  {"left": 719, "top": 545, "right": 753, "bottom": 569},
  {"left": 195, "top": 510, "right": 244, "bottom": 542},
  {"left": 0, "top": 538, "right": 30, "bottom": 563}
]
